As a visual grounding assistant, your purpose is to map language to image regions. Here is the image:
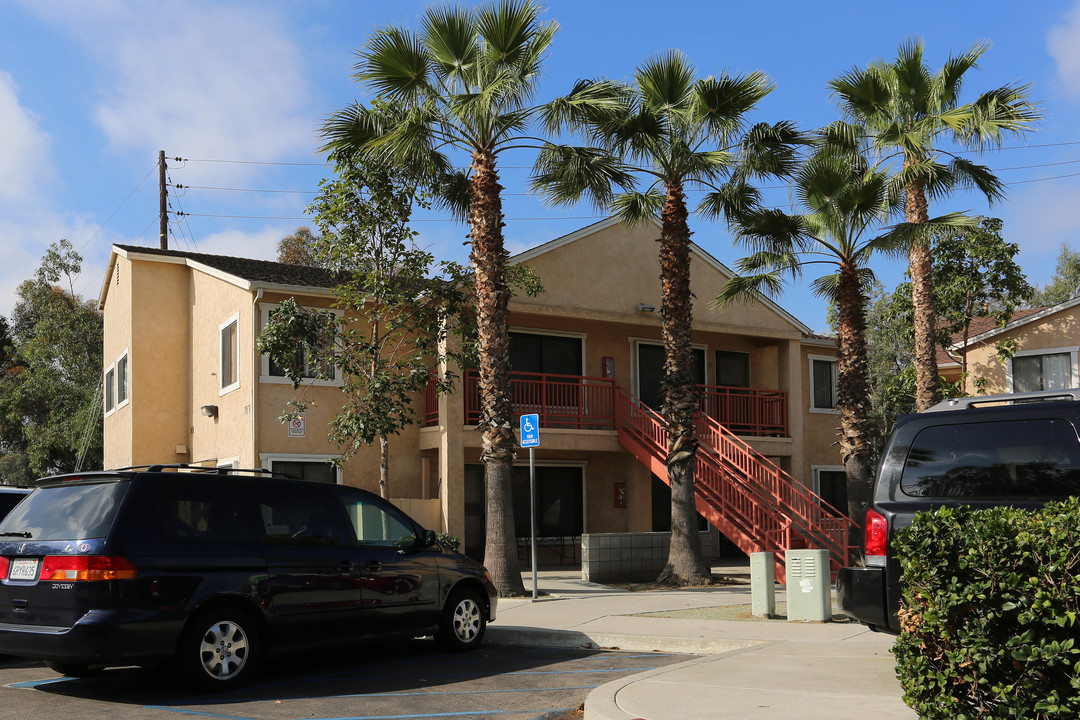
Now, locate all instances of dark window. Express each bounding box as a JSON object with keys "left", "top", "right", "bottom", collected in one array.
[
  {"left": 811, "top": 358, "right": 837, "bottom": 410},
  {"left": 638, "top": 344, "right": 705, "bottom": 410},
  {"left": 153, "top": 480, "right": 255, "bottom": 543},
  {"left": 0, "top": 481, "right": 127, "bottom": 540},
  {"left": 900, "top": 419, "right": 1080, "bottom": 498},
  {"left": 510, "top": 332, "right": 582, "bottom": 376},
  {"left": 715, "top": 350, "right": 750, "bottom": 388},
  {"left": 1013, "top": 352, "right": 1071, "bottom": 392},
  {"left": 817, "top": 470, "right": 847, "bottom": 511},
  {"left": 256, "top": 485, "right": 352, "bottom": 546},
  {"left": 512, "top": 466, "right": 583, "bottom": 537},
  {"left": 272, "top": 460, "right": 336, "bottom": 484}
]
